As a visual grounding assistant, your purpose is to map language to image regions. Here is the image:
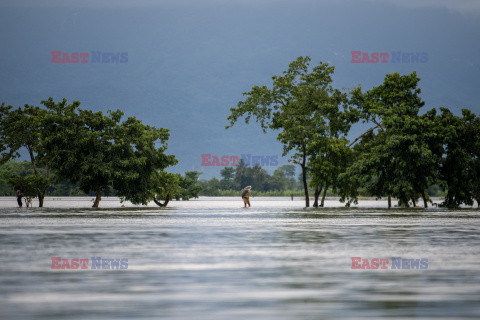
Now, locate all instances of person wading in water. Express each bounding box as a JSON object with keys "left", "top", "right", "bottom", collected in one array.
[
  {"left": 16, "top": 187, "right": 23, "bottom": 208},
  {"left": 241, "top": 186, "right": 252, "bottom": 207}
]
